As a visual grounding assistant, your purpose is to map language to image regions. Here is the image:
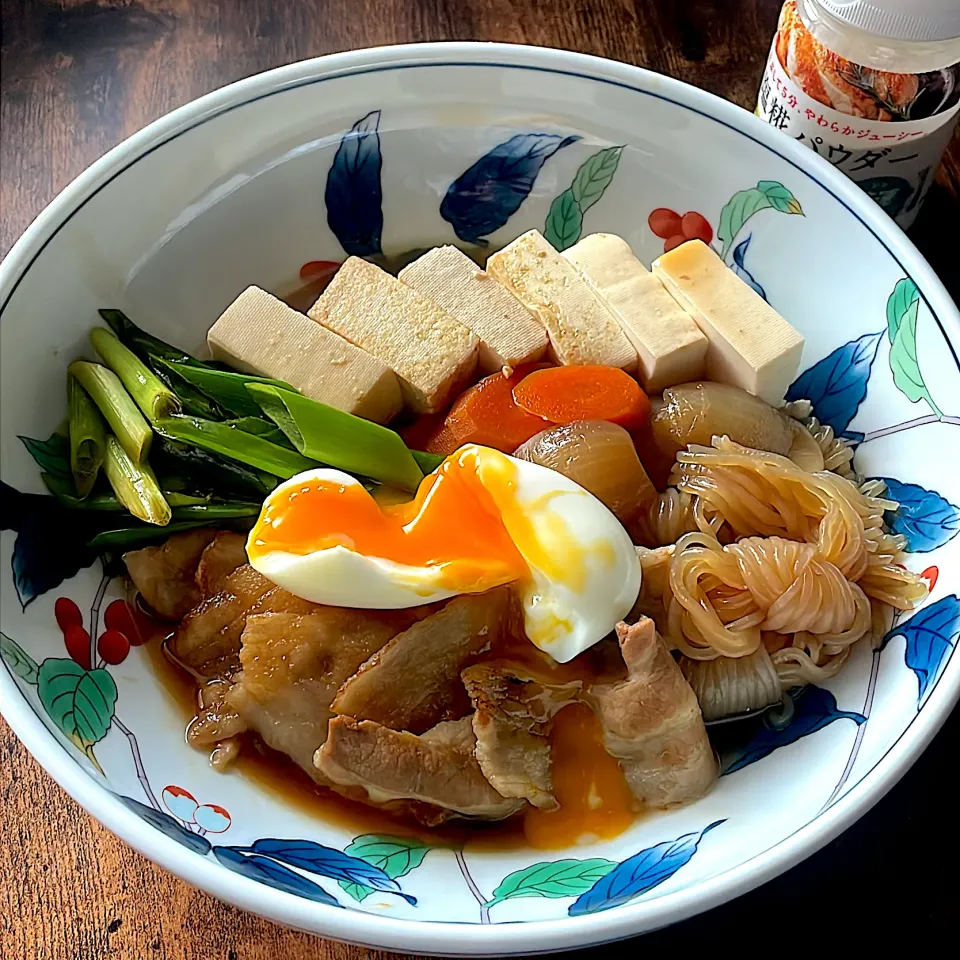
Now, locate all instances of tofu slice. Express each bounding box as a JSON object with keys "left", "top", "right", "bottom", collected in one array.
[
  {"left": 399, "top": 246, "right": 547, "bottom": 374},
  {"left": 485, "top": 230, "right": 638, "bottom": 371},
  {"left": 206, "top": 286, "right": 402, "bottom": 424},
  {"left": 308, "top": 257, "right": 479, "bottom": 413},
  {"left": 563, "top": 234, "right": 708, "bottom": 392},
  {"left": 653, "top": 240, "right": 804, "bottom": 404}
]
